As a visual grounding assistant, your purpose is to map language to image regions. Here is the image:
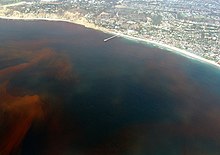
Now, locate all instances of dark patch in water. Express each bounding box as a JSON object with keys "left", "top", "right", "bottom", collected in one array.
[{"left": 0, "top": 19, "right": 220, "bottom": 155}]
